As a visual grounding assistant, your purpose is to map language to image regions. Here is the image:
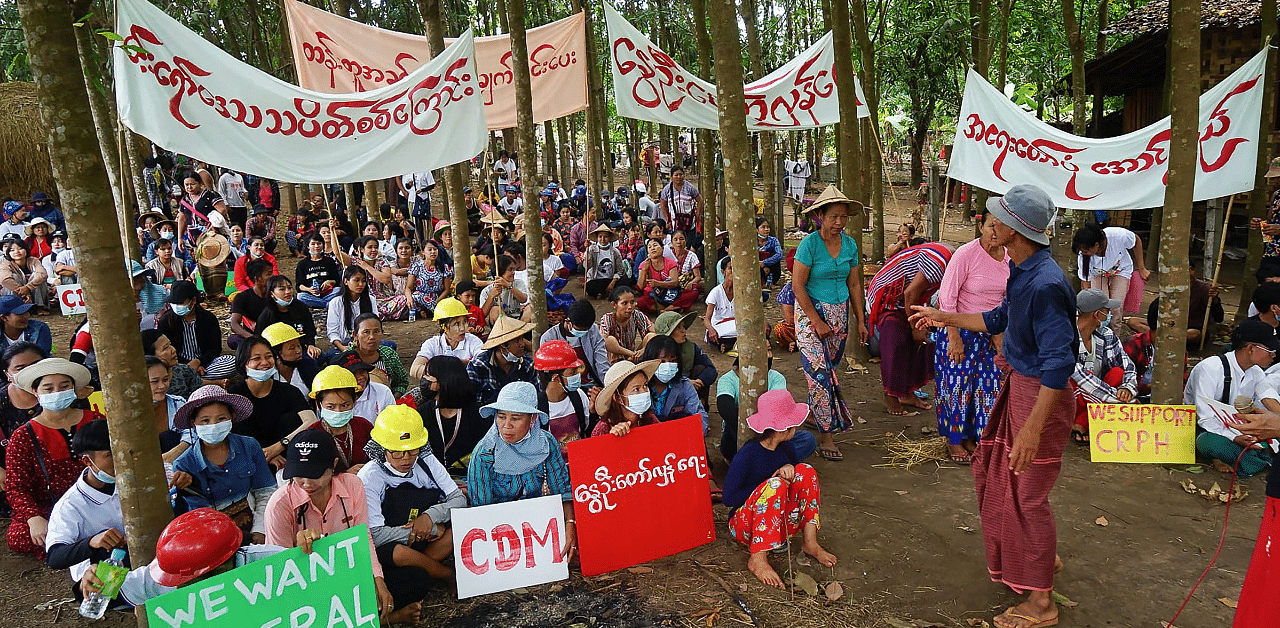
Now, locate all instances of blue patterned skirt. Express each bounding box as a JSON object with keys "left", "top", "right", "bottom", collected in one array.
[{"left": 932, "top": 328, "right": 1000, "bottom": 445}]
